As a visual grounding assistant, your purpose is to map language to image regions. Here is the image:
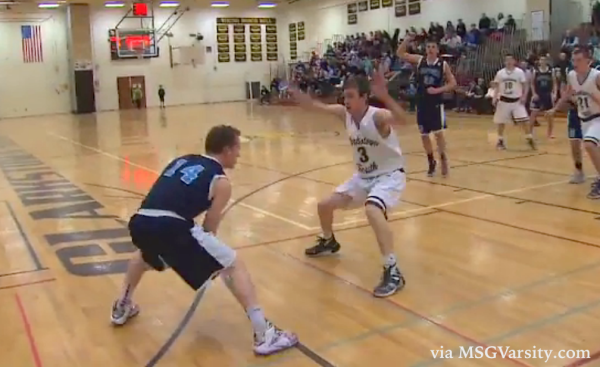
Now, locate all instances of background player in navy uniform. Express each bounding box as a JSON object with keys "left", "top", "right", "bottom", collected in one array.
[
  {"left": 397, "top": 34, "right": 457, "bottom": 177},
  {"left": 530, "top": 55, "right": 558, "bottom": 138},
  {"left": 110, "top": 125, "right": 298, "bottom": 356}
]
